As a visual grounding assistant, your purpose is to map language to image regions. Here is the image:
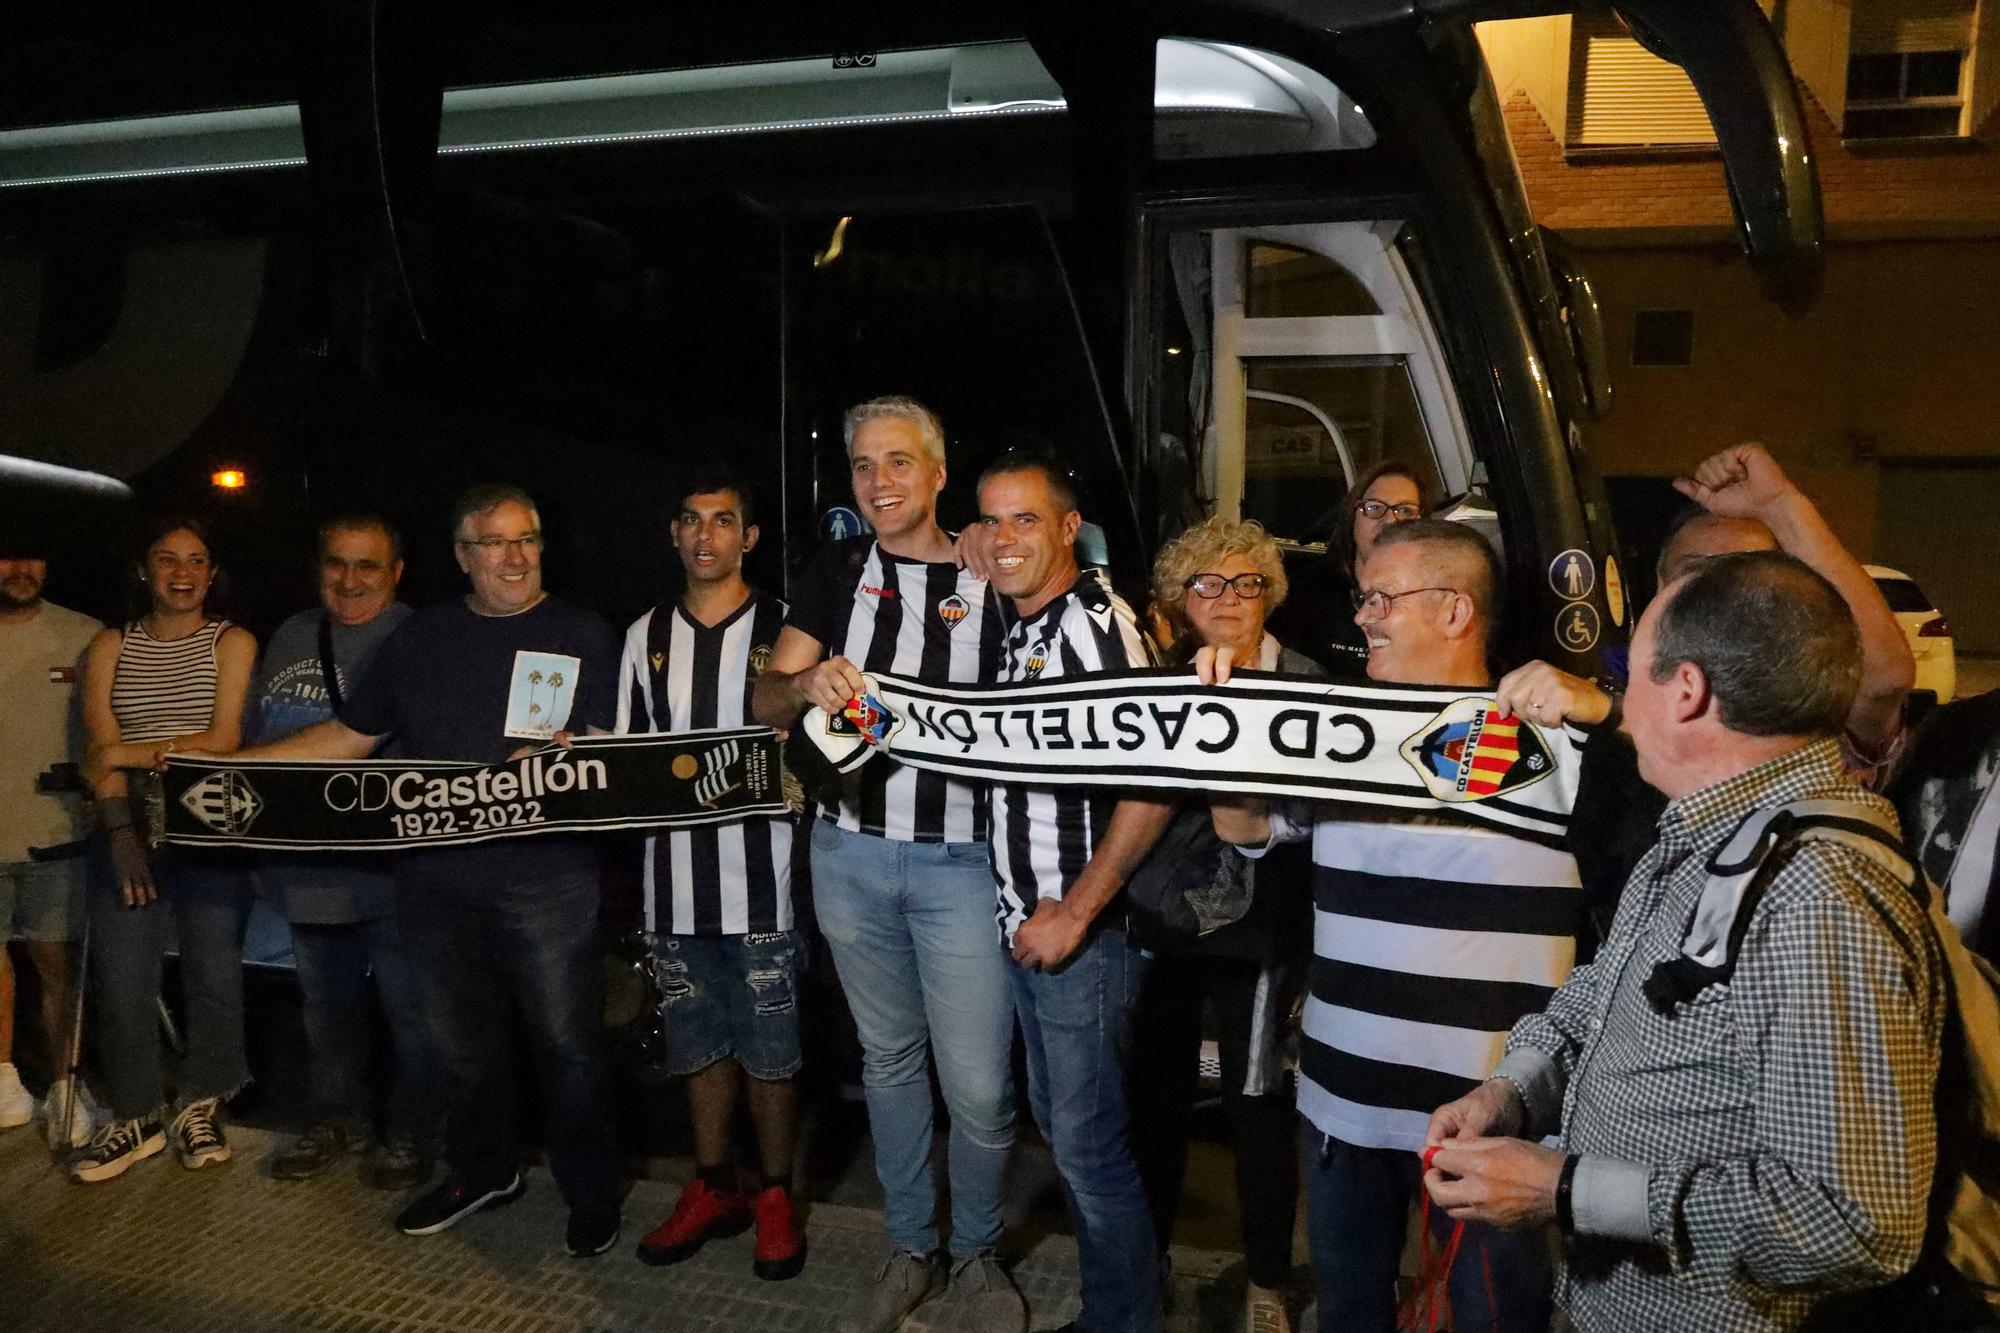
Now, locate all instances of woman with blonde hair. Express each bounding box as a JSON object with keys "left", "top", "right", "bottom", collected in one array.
[{"left": 1130, "top": 515, "right": 1318, "bottom": 1333}]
